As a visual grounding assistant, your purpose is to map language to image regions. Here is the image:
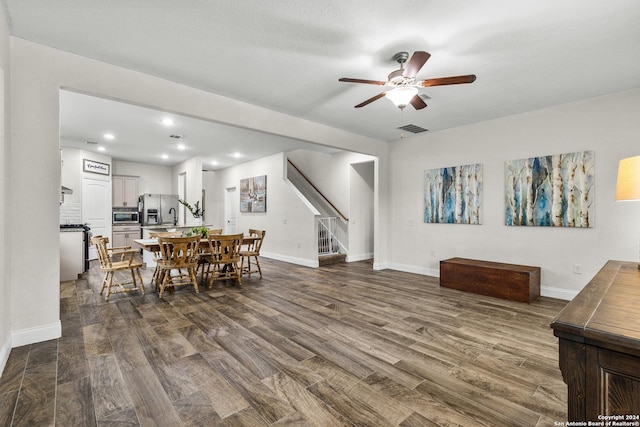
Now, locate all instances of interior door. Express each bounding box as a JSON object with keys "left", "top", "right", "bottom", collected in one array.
[
  {"left": 83, "top": 178, "right": 111, "bottom": 259},
  {"left": 225, "top": 187, "right": 237, "bottom": 234}
]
